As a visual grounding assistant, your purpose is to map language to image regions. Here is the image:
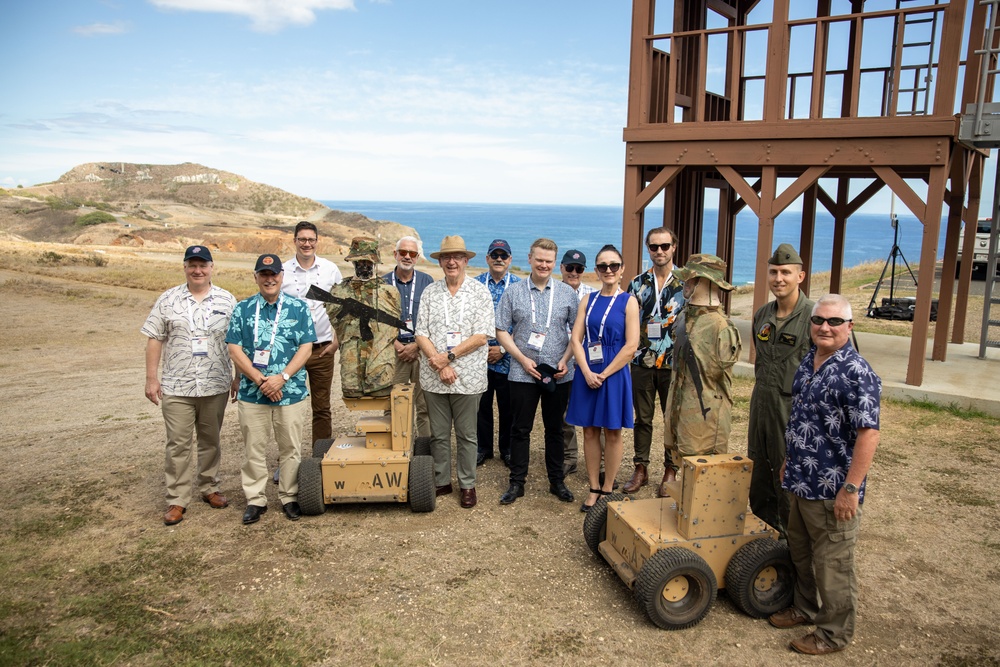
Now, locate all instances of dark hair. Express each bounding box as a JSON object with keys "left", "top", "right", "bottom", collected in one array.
[
  {"left": 644, "top": 226, "right": 675, "bottom": 245},
  {"left": 595, "top": 244, "right": 623, "bottom": 263},
  {"left": 294, "top": 221, "right": 318, "bottom": 238}
]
